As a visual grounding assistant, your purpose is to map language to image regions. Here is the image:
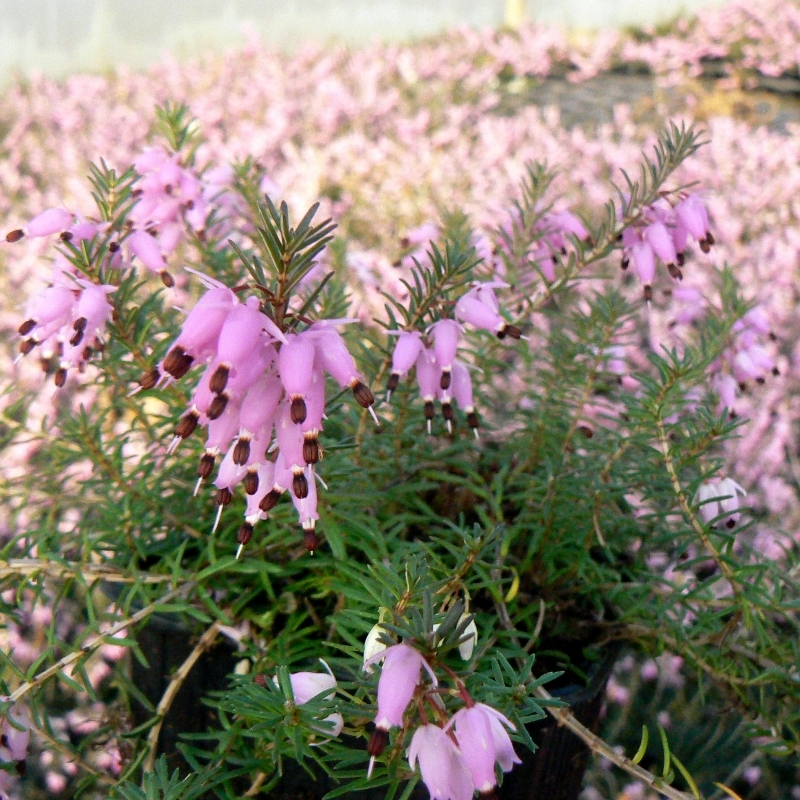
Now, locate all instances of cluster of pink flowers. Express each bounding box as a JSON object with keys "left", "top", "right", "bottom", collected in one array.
[
  {"left": 714, "top": 307, "right": 778, "bottom": 415},
  {"left": 127, "top": 147, "right": 254, "bottom": 284},
  {"left": 364, "top": 640, "right": 519, "bottom": 799},
  {"left": 9, "top": 210, "right": 116, "bottom": 386},
  {"left": 145, "top": 274, "right": 376, "bottom": 553},
  {"left": 386, "top": 281, "right": 522, "bottom": 436},
  {"left": 620, "top": 193, "right": 713, "bottom": 301}
]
